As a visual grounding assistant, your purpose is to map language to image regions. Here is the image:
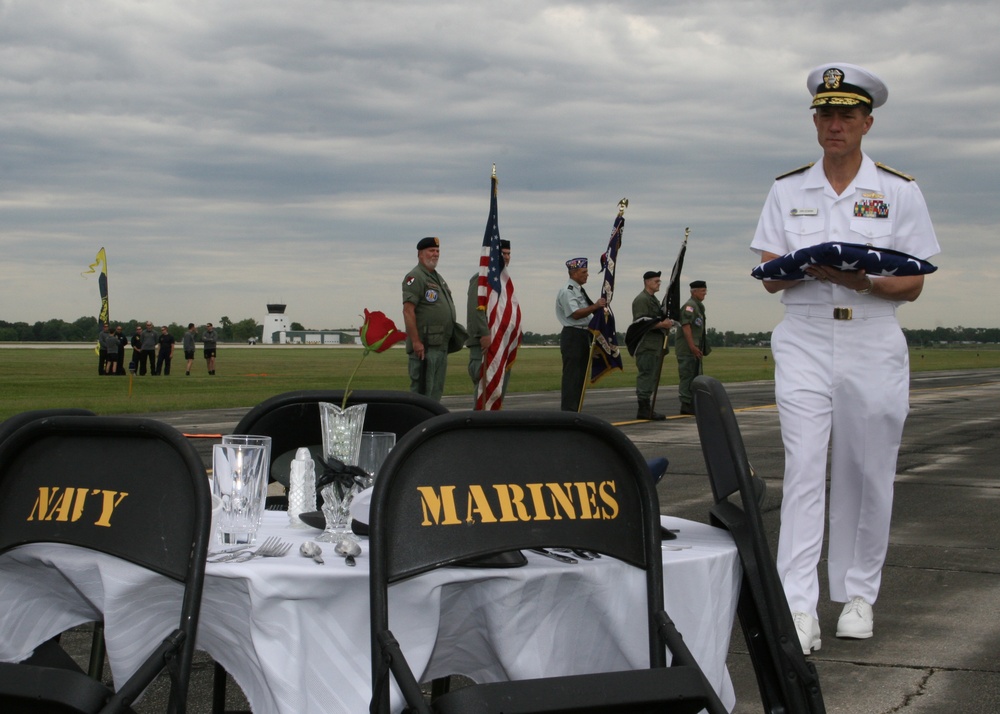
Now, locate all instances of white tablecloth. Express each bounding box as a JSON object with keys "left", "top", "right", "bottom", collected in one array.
[{"left": 0, "top": 512, "right": 740, "bottom": 713}]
